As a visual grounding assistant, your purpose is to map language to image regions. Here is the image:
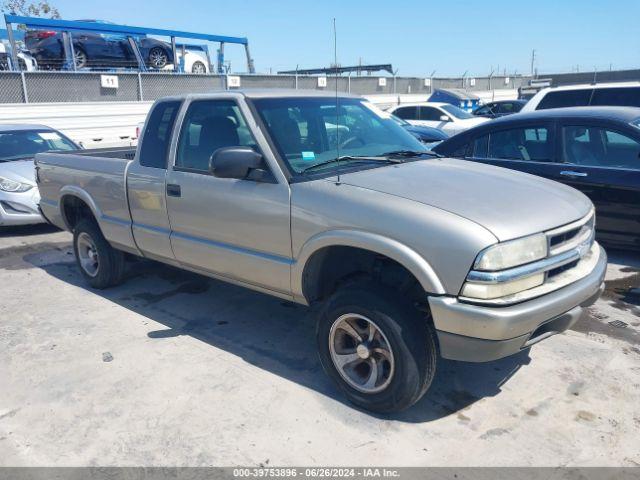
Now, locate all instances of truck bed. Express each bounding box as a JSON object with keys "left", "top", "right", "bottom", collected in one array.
[
  {"left": 59, "top": 146, "right": 137, "bottom": 160},
  {"left": 35, "top": 148, "right": 138, "bottom": 253}
]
